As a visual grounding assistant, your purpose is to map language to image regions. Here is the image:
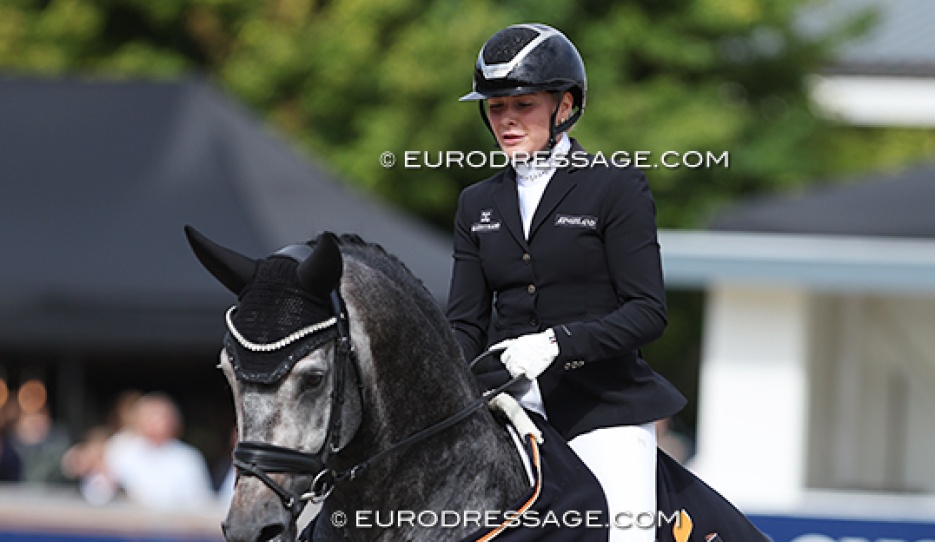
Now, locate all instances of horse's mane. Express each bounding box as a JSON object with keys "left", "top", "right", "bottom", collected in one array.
[
  {"left": 305, "top": 232, "right": 481, "bottom": 452},
  {"left": 319, "top": 233, "right": 464, "bottom": 368},
  {"left": 331, "top": 233, "right": 433, "bottom": 301}
]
